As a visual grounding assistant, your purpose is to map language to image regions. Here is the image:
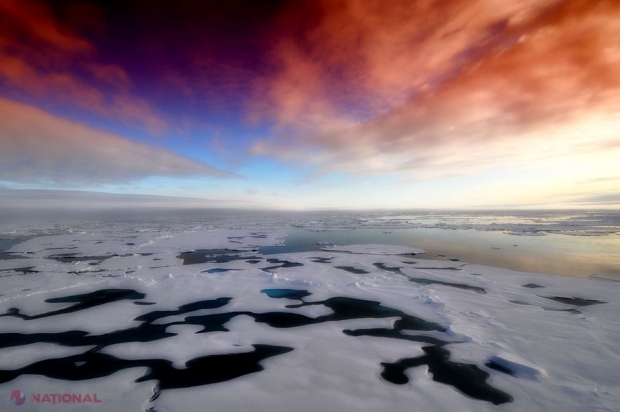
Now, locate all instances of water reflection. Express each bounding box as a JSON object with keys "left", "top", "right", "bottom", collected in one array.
[{"left": 259, "top": 227, "right": 620, "bottom": 278}]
